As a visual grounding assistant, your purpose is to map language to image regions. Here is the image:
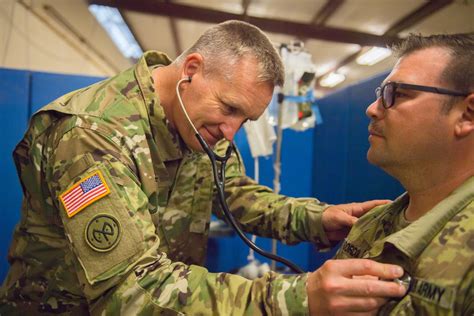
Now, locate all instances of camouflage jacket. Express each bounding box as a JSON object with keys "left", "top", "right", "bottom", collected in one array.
[
  {"left": 0, "top": 51, "right": 330, "bottom": 315},
  {"left": 335, "top": 176, "right": 474, "bottom": 315}
]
